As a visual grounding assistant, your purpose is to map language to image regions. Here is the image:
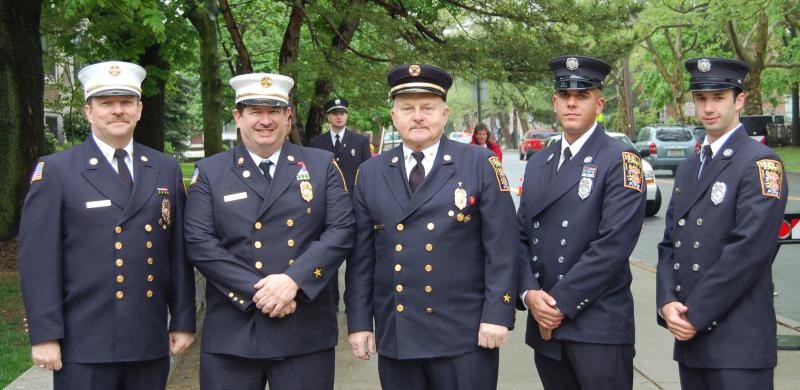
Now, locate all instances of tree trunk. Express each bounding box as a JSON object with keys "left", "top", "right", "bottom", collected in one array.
[
  {"left": 187, "top": 0, "right": 224, "bottom": 157},
  {"left": 134, "top": 44, "right": 166, "bottom": 151},
  {"left": 219, "top": 0, "right": 252, "bottom": 74},
  {"left": 279, "top": 0, "right": 305, "bottom": 145},
  {"left": 0, "top": 0, "right": 43, "bottom": 239}
]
